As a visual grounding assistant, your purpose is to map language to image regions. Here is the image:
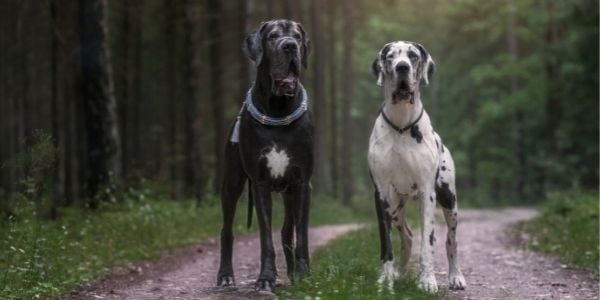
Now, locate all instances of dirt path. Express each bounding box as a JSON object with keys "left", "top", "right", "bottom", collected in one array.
[
  {"left": 433, "top": 208, "right": 598, "bottom": 300},
  {"left": 69, "top": 224, "right": 361, "bottom": 300},
  {"left": 69, "top": 209, "right": 598, "bottom": 300}
]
